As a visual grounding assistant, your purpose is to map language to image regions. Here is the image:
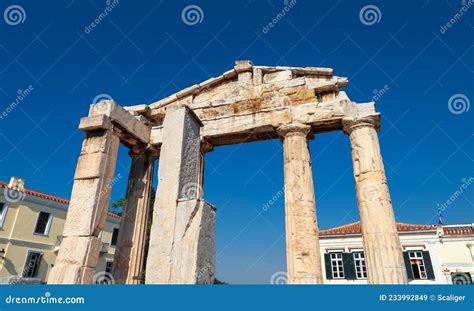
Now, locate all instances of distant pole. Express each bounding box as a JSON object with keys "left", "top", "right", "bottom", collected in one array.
[{"left": 437, "top": 205, "right": 443, "bottom": 225}]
